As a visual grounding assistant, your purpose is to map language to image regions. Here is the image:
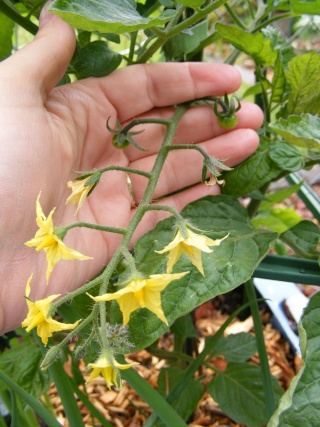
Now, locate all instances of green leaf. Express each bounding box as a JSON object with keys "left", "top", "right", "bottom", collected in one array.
[
  {"left": 0, "top": 339, "right": 50, "bottom": 400},
  {"left": 163, "top": 19, "right": 208, "bottom": 59},
  {"left": 222, "top": 138, "right": 304, "bottom": 197},
  {"left": 216, "top": 23, "right": 277, "bottom": 66},
  {"left": 259, "top": 182, "right": 303, "bottom": 210},
  {"left": 286, "top": 52, "right": 320, "bottom": 115},
  {"left": 73, "top": 40, "right": 122, "bottom": 78},
  {"left": 281, "top": 220, "right": 320, "bottom": 256},
  {"left": 262, "top": 26, "right": 294, "bottom": 65},
  {"left": 176, "top": 0, "right": 206, "bottom": 6},
  {"left": 210, "top": 333, "right": 257, "bottom": 363},
  {"left": 269, "top": 114, "right": 320, "bottom": 150},
  {"left": 0, "top": 12, "right": 14, "bottom": 61},
  {"left": 268, "top": 291, "right": 320, "bottom": 426},
  {"left": 49, "top": 0, "right": 175, "bottom": 34},
  {"left": 291, "top": 0, "right": 320, "bottom": 14},
  {"left": 268, "top": 140, "right": 305, "bottom": 170},
  {"left": 170, "top": 313, "right": 198, "bottom": 338},
  {"left": 208, "top": 363, "right": 283, "bottom": 427},
  {"left": 157, "top": 367, "right": 203, "bottom": 426},
  {"left": 110, "top": 195, "right": 277, "bottom": 350},
  {"left": 252, "top": 206, "right": 302, "bottom": 233},
  {"left": 271, "top": 53, "right": 286, "bottom": 104}
]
